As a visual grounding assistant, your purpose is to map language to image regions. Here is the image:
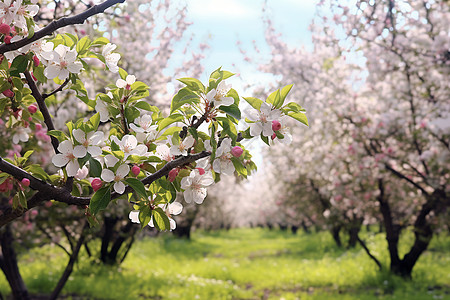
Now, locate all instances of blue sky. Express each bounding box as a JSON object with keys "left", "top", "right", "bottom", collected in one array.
[{"left": 178, "top": 0, "right": 318, "bottom": 90}]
